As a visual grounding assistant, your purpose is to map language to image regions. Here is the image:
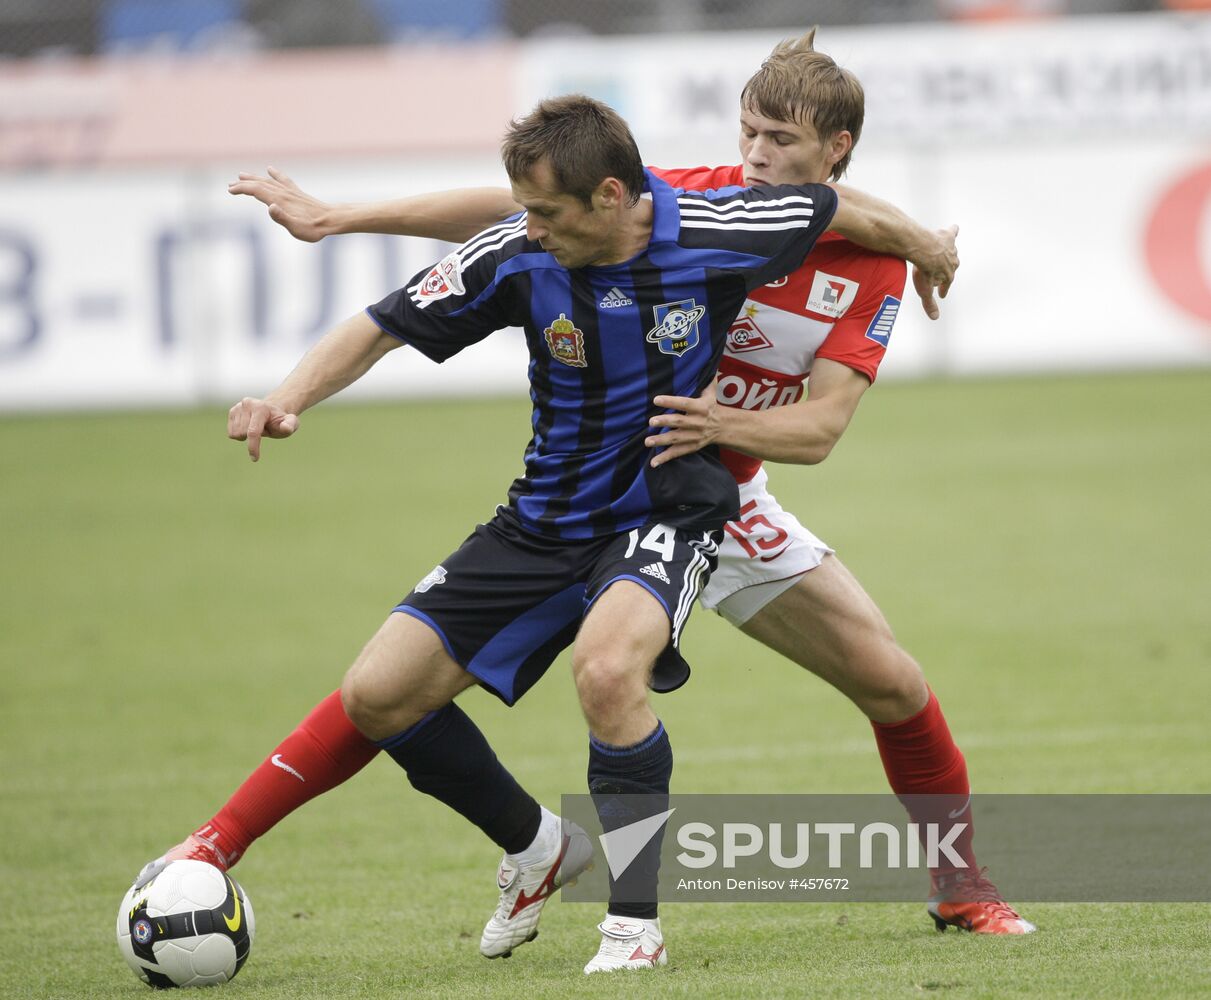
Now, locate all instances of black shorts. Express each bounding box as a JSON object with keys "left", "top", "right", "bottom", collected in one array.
[{"left": 396, "top": 509, "right": 720, "bottom": 705}]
